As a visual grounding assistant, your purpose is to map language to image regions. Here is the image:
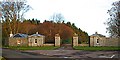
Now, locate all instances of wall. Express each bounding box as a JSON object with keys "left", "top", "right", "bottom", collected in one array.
[
  {"left": 103, "top": 38, "right": 119, "bottom": 46},
  {"left": 78, "top": 44, "right": 89, "bottom": 46},
  {"left": 9, "top": 37, "right": 28, "bottom": 46},
  {"left": 90, "top": 36, "right": 119, "bottom": 46},
  {"left": 28, "top": 36, "right": 45, "bottom": 46},
  {"left": 43, "top": 44, "right": 54, "bottom": 46}
]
